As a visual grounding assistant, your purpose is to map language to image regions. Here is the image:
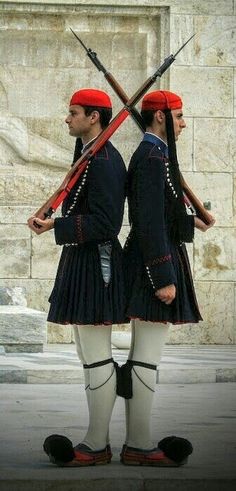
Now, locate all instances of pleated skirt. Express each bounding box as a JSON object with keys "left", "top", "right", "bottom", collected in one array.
[
  {"left": 123, "top": 237, "right": 202, "bottom": 325},
  {"left": 48, "top": 239, "right": 127, "bottom": 326}
]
